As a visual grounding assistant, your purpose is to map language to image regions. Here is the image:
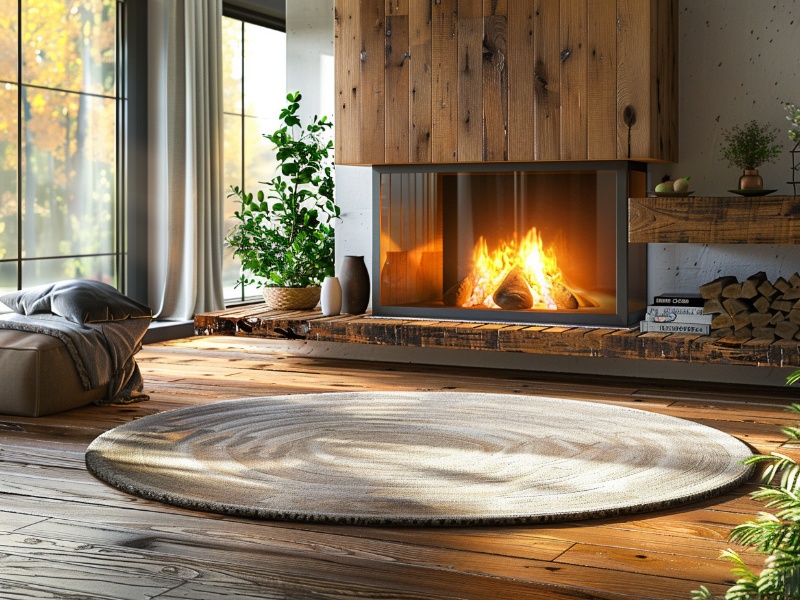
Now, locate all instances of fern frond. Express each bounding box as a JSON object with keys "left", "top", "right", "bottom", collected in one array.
[
  {"left": 729, "top": 518, "right": 789, "bottom": 553},
  {"left": 722, "top": 580, "right": 759, "bottom": 600},
  {"left": 720, "top": 548, "right": 759, "bottom": 581},
  {"left": 744, "top": 453, "right": 800, "bottom": 486},
  {"left": 690, "top": 584, "right": 713, "bottom": 600},
  {"left": 754, "top": 552, "right": 800, "bottom": 598},
  {"left": 752, "top": 487, "right": 800, "bottom": 511},
  {"left": 781, "top": 426, "right": 800, "bottom": 442}
]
